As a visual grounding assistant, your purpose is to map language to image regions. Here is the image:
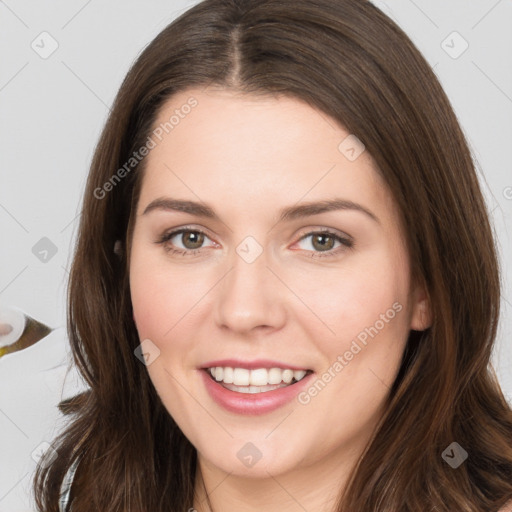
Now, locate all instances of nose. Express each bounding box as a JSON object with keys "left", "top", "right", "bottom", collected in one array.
[{"left": 213, "top": 242, "right": 287, "bottom": 335}]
